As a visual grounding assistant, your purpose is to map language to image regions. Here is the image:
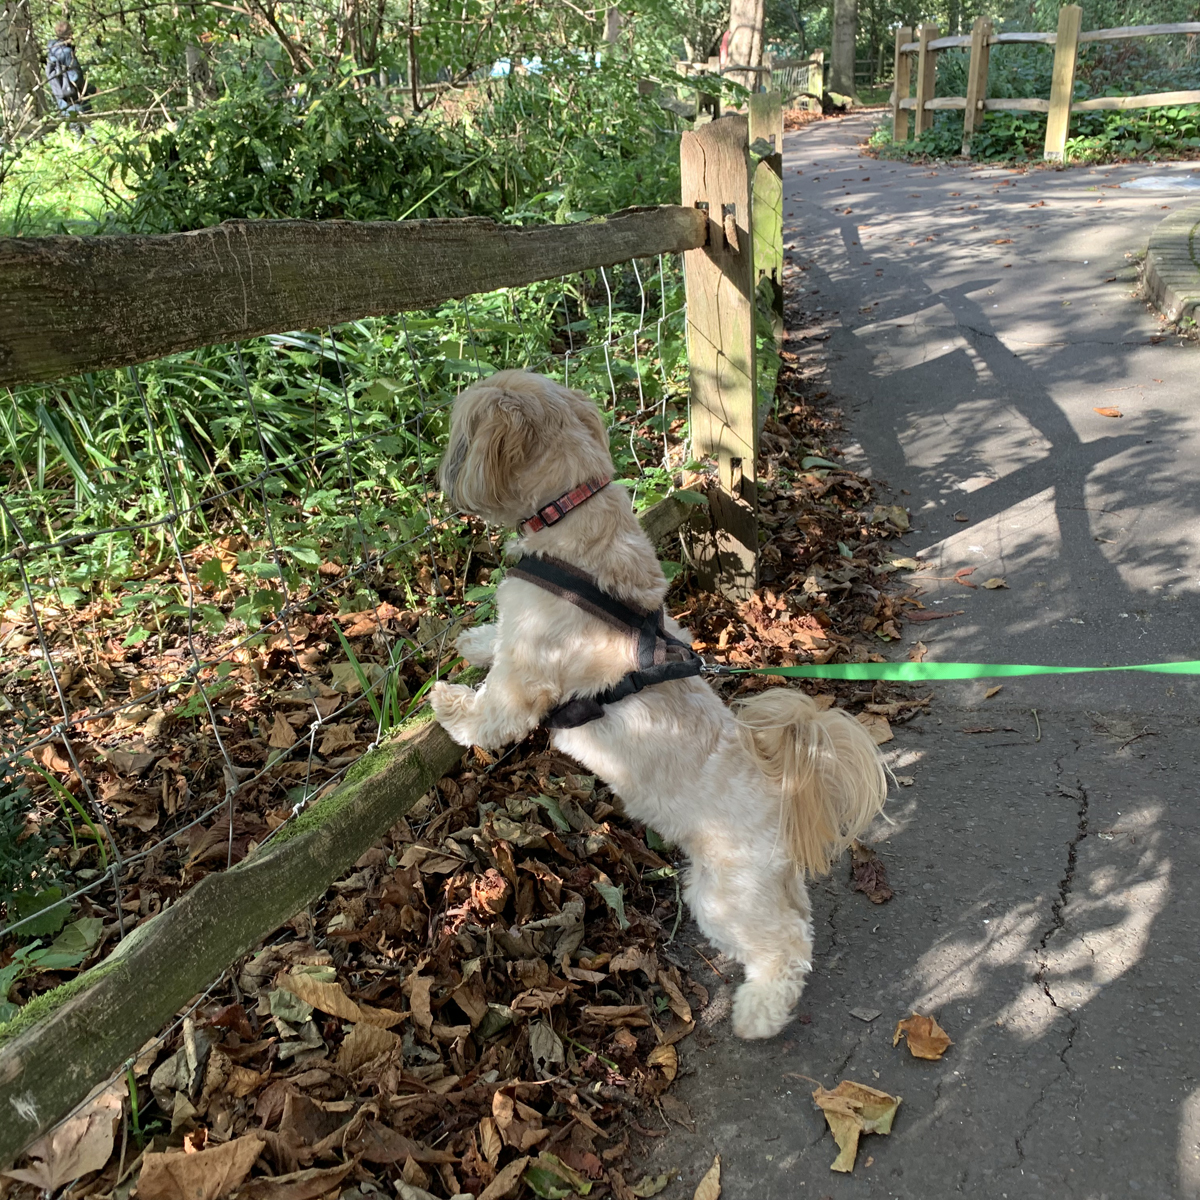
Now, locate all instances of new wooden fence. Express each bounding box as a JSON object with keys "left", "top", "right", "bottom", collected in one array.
[
  {"left": 891, "top": 6, "right": 1200, "bottom": 160},
  {"left": 0, "top": 99, "right": 786, "bottom": 1166}
]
